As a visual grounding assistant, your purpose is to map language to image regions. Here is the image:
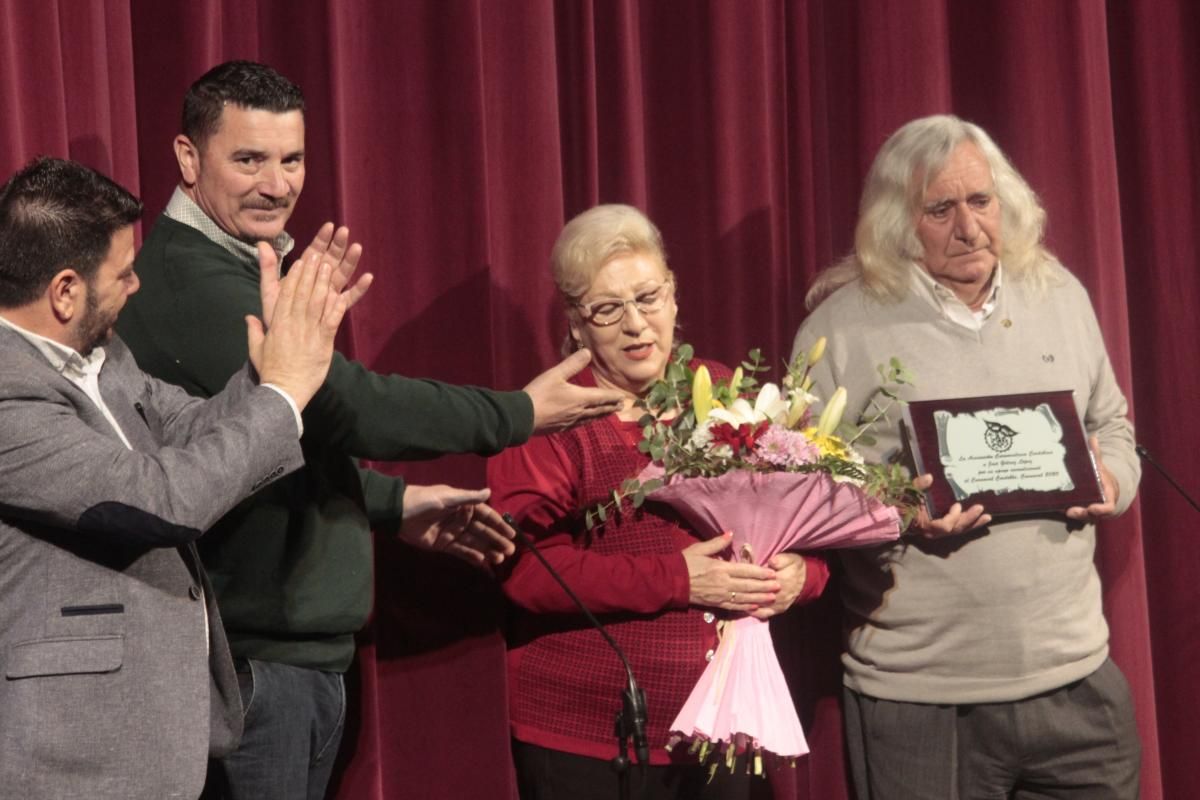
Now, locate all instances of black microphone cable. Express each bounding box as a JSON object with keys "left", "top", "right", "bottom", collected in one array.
[
  {"left": 501, "top": 513, "right": 651, "bottom": 768},
  {"left": 1136, "top": 445, "right": 1200, "bottom": 514}
]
